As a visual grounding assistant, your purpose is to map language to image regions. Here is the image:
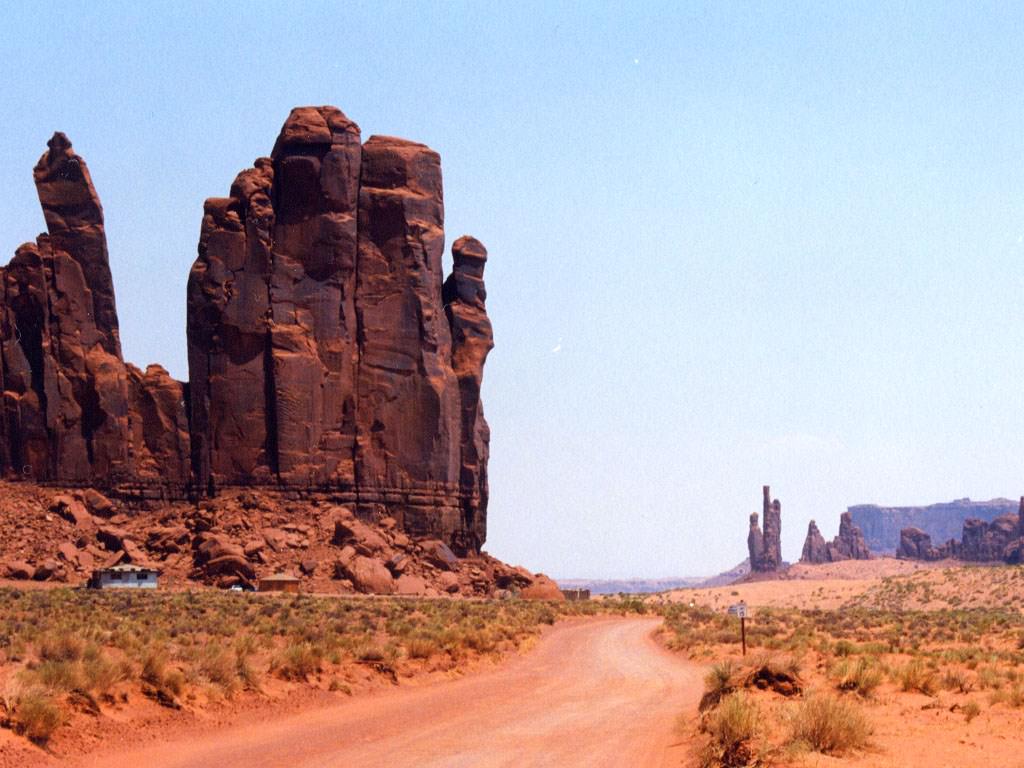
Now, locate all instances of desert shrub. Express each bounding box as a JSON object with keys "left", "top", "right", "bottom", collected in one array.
[
  {"left": 832, "top": 657, "right": 882, "bottom": 698},
  {"left": 273, "top": 642, "right": 321, "bottom": 680},
  {"left": 789, "top": 693, "right": 872, "bottom": 755},
  {"left": 354, "top": 643, "right": 387, "bottom": 663},
  {"left": 33, "top": 659, "right": 83, "bottom": 692},
  {"left": 38, "top": 632, "right": 87, "bottom": 663},
  {"left": 1006, "top": 684, "right": 1024, "bottom": 708},
  {"left": 463, "top": 629, "right": 498, "bottom": 653},
  {"left": 199, "top": 647, "right": 237, "bottom": 690},
  {"left": 235, "top": 653, "right": 261, "bottom": 691},
  {"left": 833, "top": 640, "right": 855, "bottom": 657},
  {"left": 941, "top": 668, "right": 974, "bottom": 694},
  {"left": 699, "top": 692, "right": 763, "bottom": 768},
  {"left": 700, "top": 661, "right": 736, "bottom": 711},
  {"left": 141, "top": 649, "right": 167, "bottom": 687},
  {"left": 895, "top": 659, "right": 937, "bottom": 695},
  {"left": 405, "top": 637, "right": 440, "bottom": 660},
  {"left": 977, "top": 666, "right": 1002, "bottom": 690},
  {"left": 328, "top": 678, "right": 352, "bottom": 694},
  {"left": 12, "top": 688, "right": 64, "bottom": 744},
  {"left": 962, "top": 700, "right": 981, "bottom": 723}
]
